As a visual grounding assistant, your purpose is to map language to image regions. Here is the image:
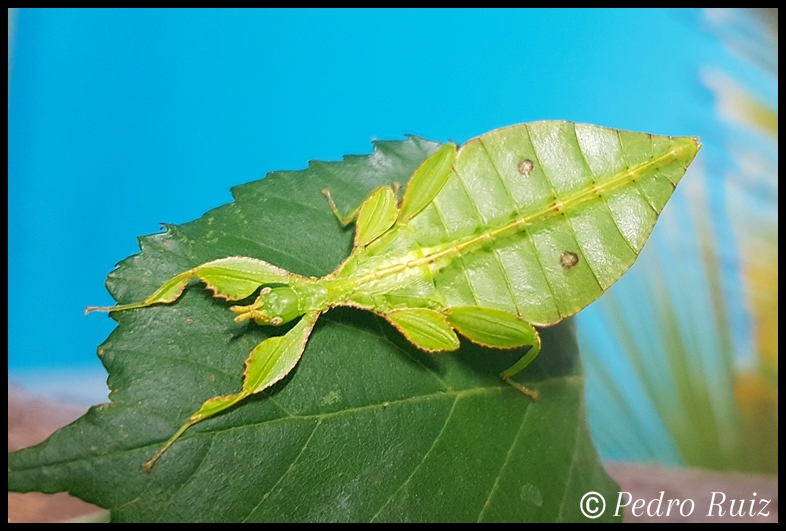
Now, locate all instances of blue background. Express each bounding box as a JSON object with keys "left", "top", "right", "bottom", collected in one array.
[{"left": 9, "top": 9, "right": 773, "bottom": 465}]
